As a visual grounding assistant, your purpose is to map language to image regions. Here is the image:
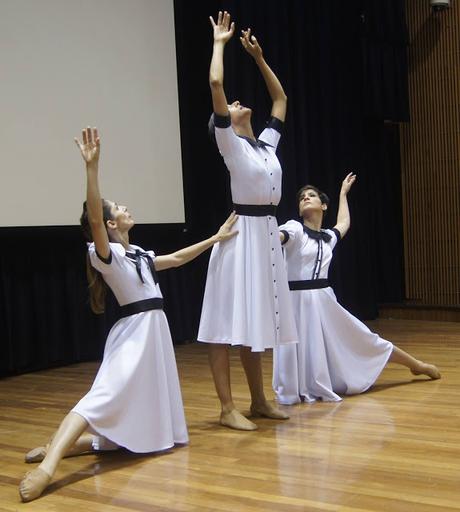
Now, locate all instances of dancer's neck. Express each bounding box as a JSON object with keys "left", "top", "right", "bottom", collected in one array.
[
  {"left": 233, "top": 123, "right": 256, "bottom": 141},
  {"left": 110, "top": 231, "right": 130, "bottom": 250},
  {"left": 302, "top": 214, "right": 323, "bottom": 232}
]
